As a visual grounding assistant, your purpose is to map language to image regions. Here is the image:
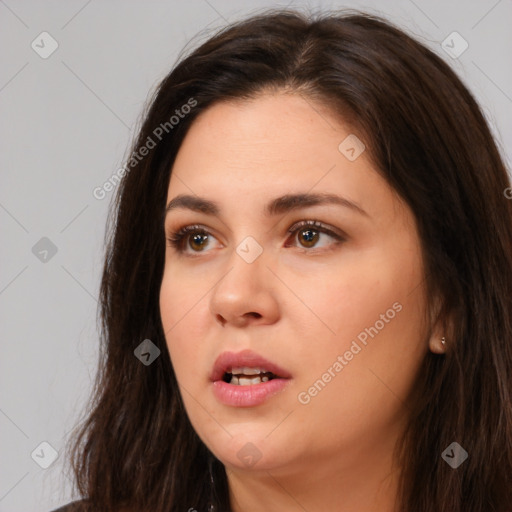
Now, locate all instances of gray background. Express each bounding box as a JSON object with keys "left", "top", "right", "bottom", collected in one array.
[{"left": 1, "top": 0, "right": 511, "bottom": 510}]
